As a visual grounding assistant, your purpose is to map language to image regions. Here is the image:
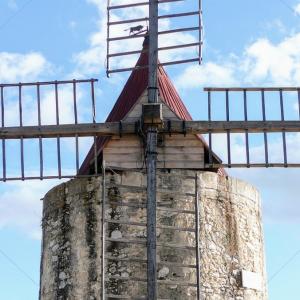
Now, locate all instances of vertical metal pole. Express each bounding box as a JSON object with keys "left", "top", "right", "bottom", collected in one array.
[
  {"left": 243, "top": 90, "right": 250, "bottom": 167},
  {"left": 198, "top": 0, "right": 203, "bottom": 64},
  {"left": 55, "top": 82, "right": 62, "bottom": 178},
  {"left": 147, "top": 0, "right": 159, "bottom": 299},
  {"left": 91, "top": 80, "right": 98, "bottom": 175},
  {"left": 106, "top": 0, "right": 110, "bottom": 77},
  {"left": 298, "top": 89, "right": 300, "bottom": 120},
  {"left": 261, "top": 90, "right": 269, "bottom": 166},
  {"left": 225, "top": 90, "right": 231, "bottom": 167},
  {"left": 37, "top": 83, "right": 43, "bottom": 179},
  {"left": 195, "top": 174, "right": 201, "bottom": 300},
  {"left": 1, "top": 87, "right": 6, "bottom": 181},
  {"left": 208, "top": 90, "right": 212, "bottom": 167},
  {"left": 73, "top": 80, "right": 79, "bottom": 174},
  {"left": 19, "top": 84, "right": 24, "bottom": 180},
  {"left": 101, "top": 161, "right": 106, "bottom": 300},
  {"left": 279, "top": 90, "right": 287, "bottom": 167}
]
